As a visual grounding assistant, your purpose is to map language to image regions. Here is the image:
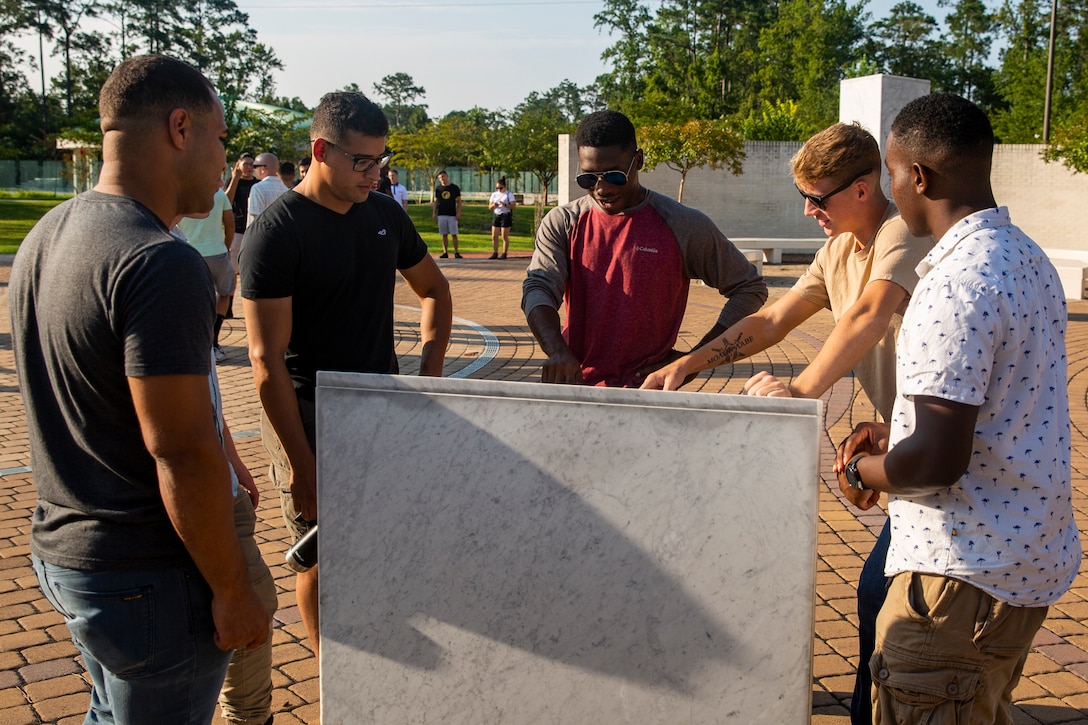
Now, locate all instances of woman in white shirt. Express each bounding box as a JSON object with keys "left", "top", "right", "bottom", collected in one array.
[{"left": 488, "top": 177, "right": 516, "bottom": 259}]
